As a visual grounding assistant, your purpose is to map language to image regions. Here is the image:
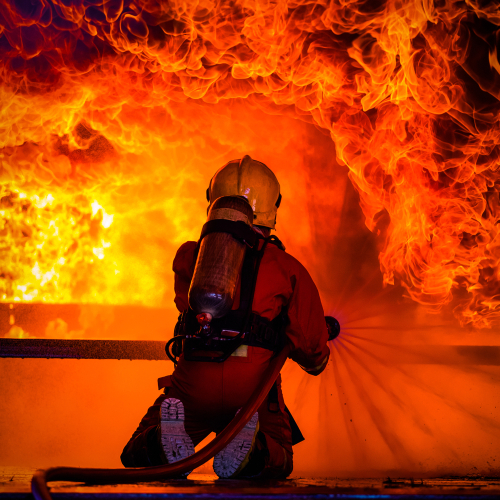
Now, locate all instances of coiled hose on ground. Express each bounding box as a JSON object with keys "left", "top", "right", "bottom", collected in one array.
[{"left": 31, "top": 343, "right": 291, "bottom": 500}]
